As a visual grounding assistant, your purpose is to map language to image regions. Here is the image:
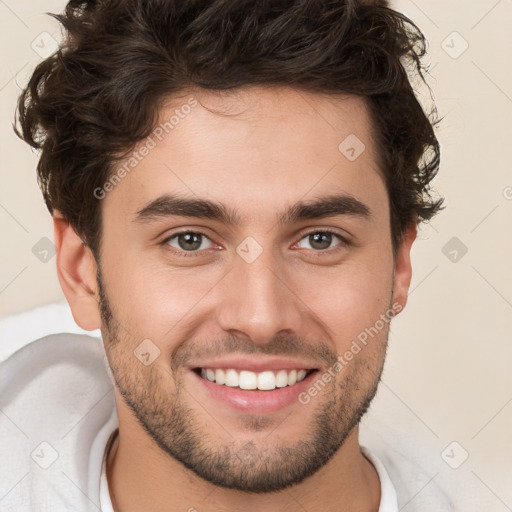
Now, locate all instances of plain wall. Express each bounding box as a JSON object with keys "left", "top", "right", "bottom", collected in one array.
[{"left": 1, "top": 1, "right": 511, "bottom": 508}]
